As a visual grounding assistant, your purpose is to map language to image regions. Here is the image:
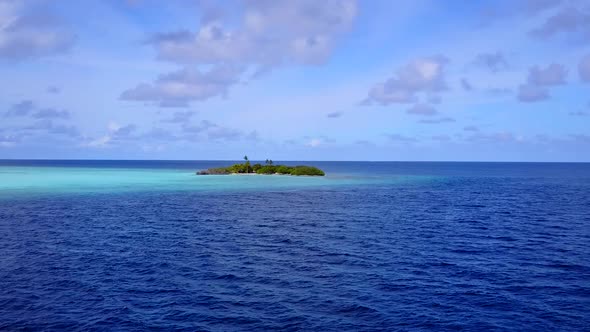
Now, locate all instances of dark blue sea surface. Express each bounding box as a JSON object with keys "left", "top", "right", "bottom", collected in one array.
[{"left": 0, "top": 161, "right": 589, "bottom": 331}]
